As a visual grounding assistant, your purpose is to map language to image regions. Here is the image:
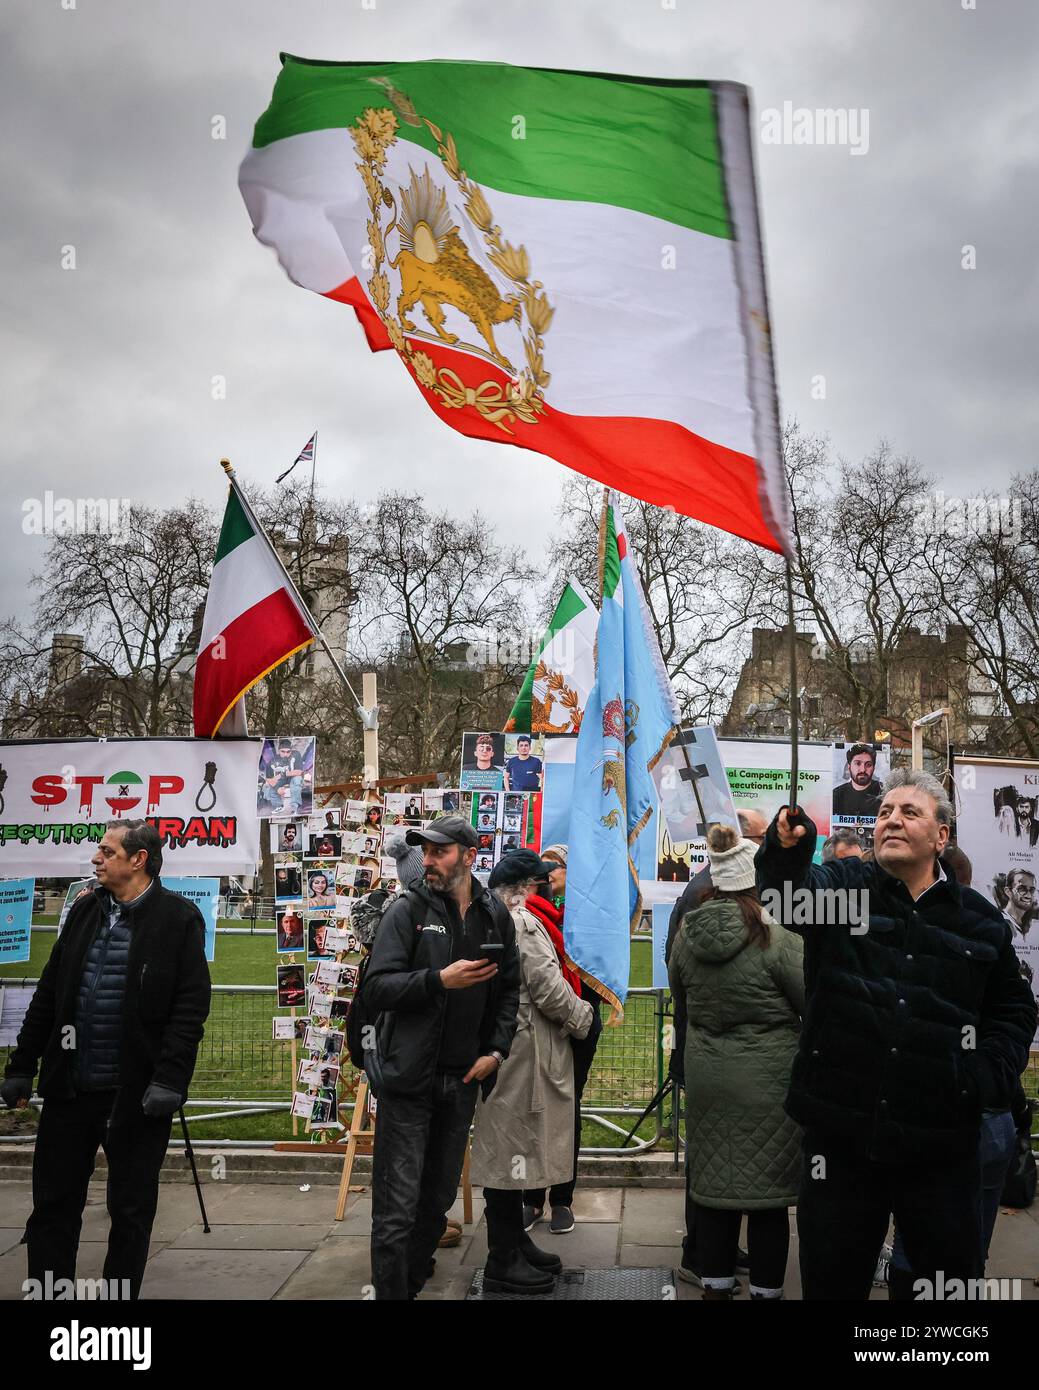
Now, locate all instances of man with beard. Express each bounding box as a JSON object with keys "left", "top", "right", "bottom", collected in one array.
[
  {"left": 1002, "top": 867, "right": 1037, "bottom": 939},
  {"left": 363, "top": 816, "right": 519, "bottom": 1299},
  {"left": 832, "top": 744, "right": 883, "bottom": 820}
]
